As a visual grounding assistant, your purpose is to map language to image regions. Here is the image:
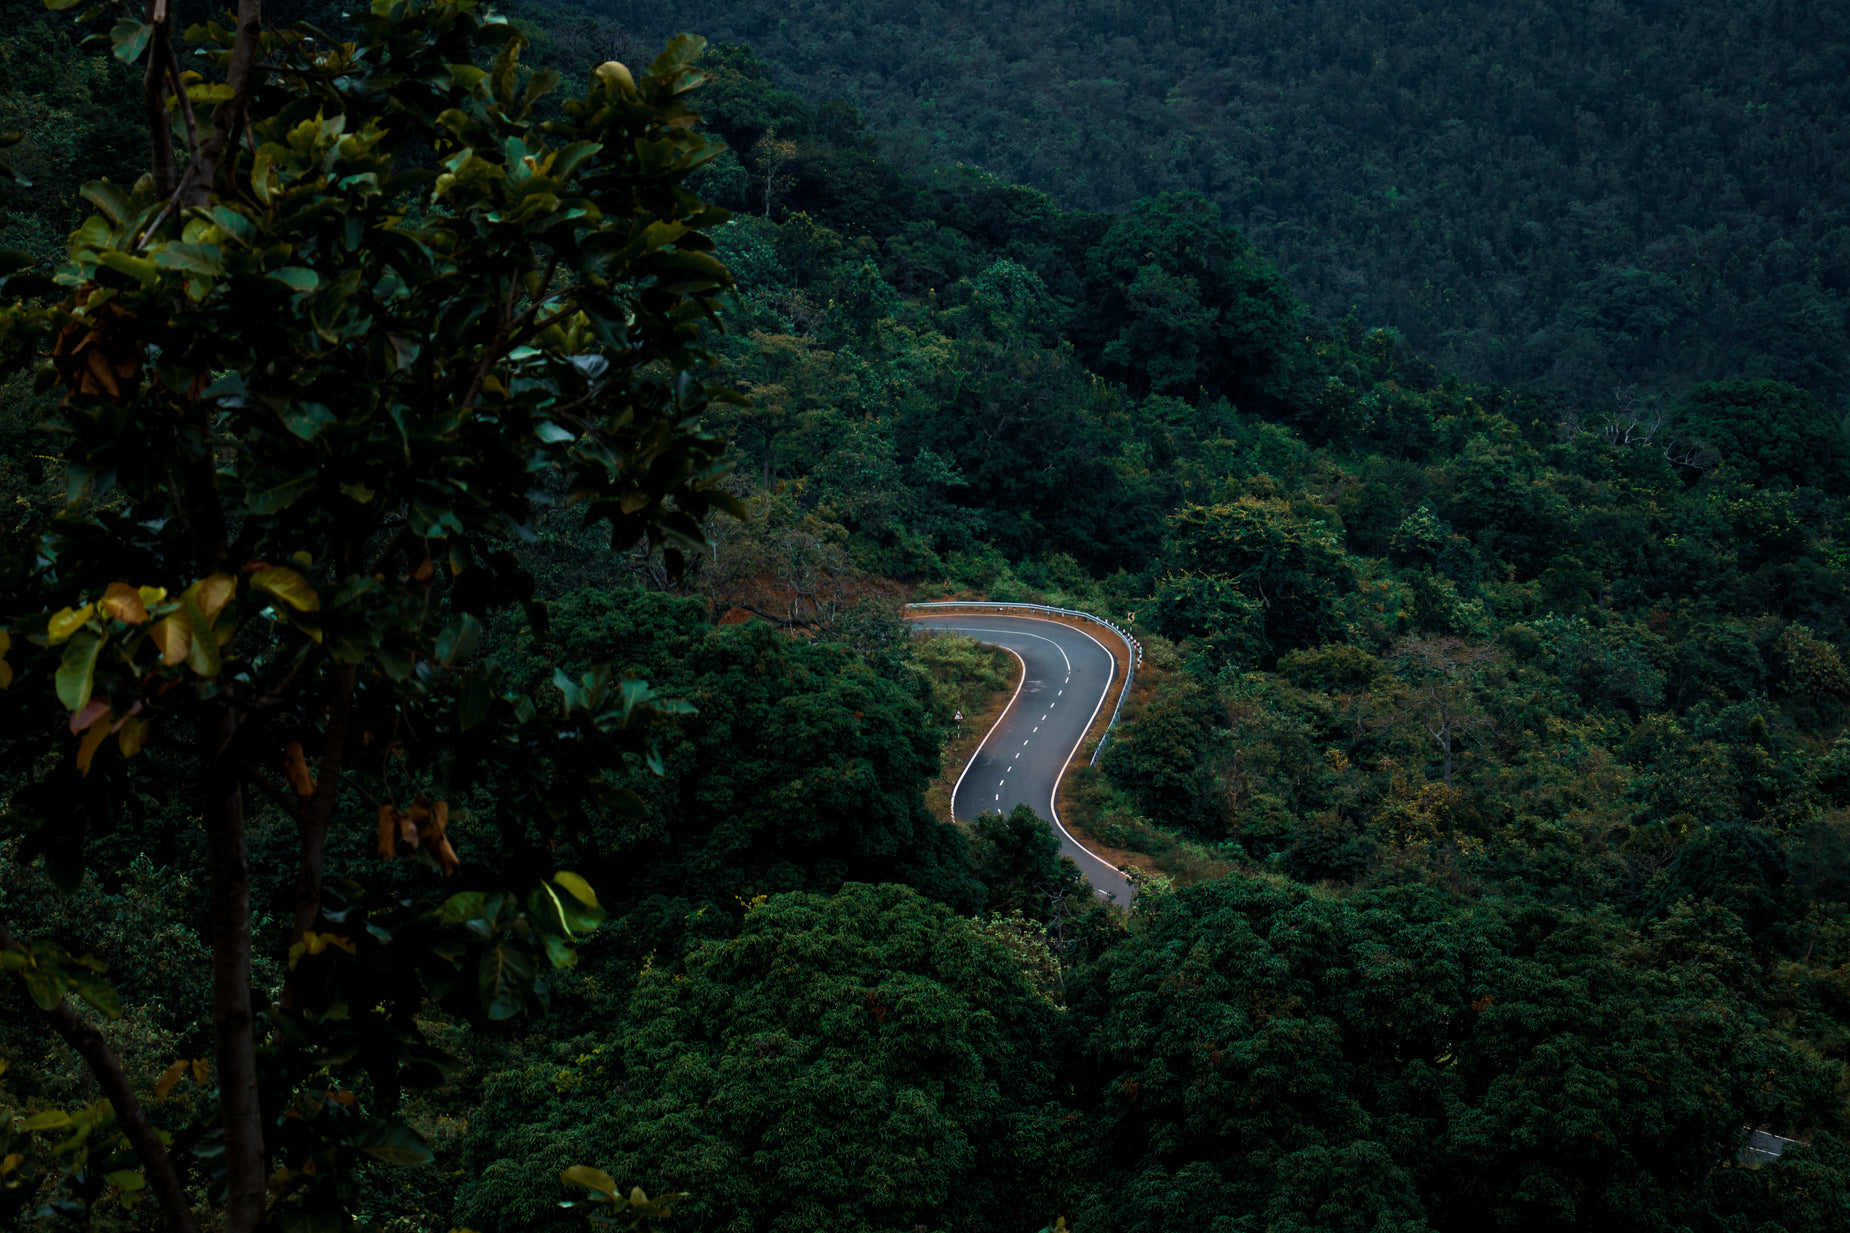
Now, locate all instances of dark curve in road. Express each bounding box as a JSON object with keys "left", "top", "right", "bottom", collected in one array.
[{"left": 910, "top": 614, "right": 1132, "bottom": 906}]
